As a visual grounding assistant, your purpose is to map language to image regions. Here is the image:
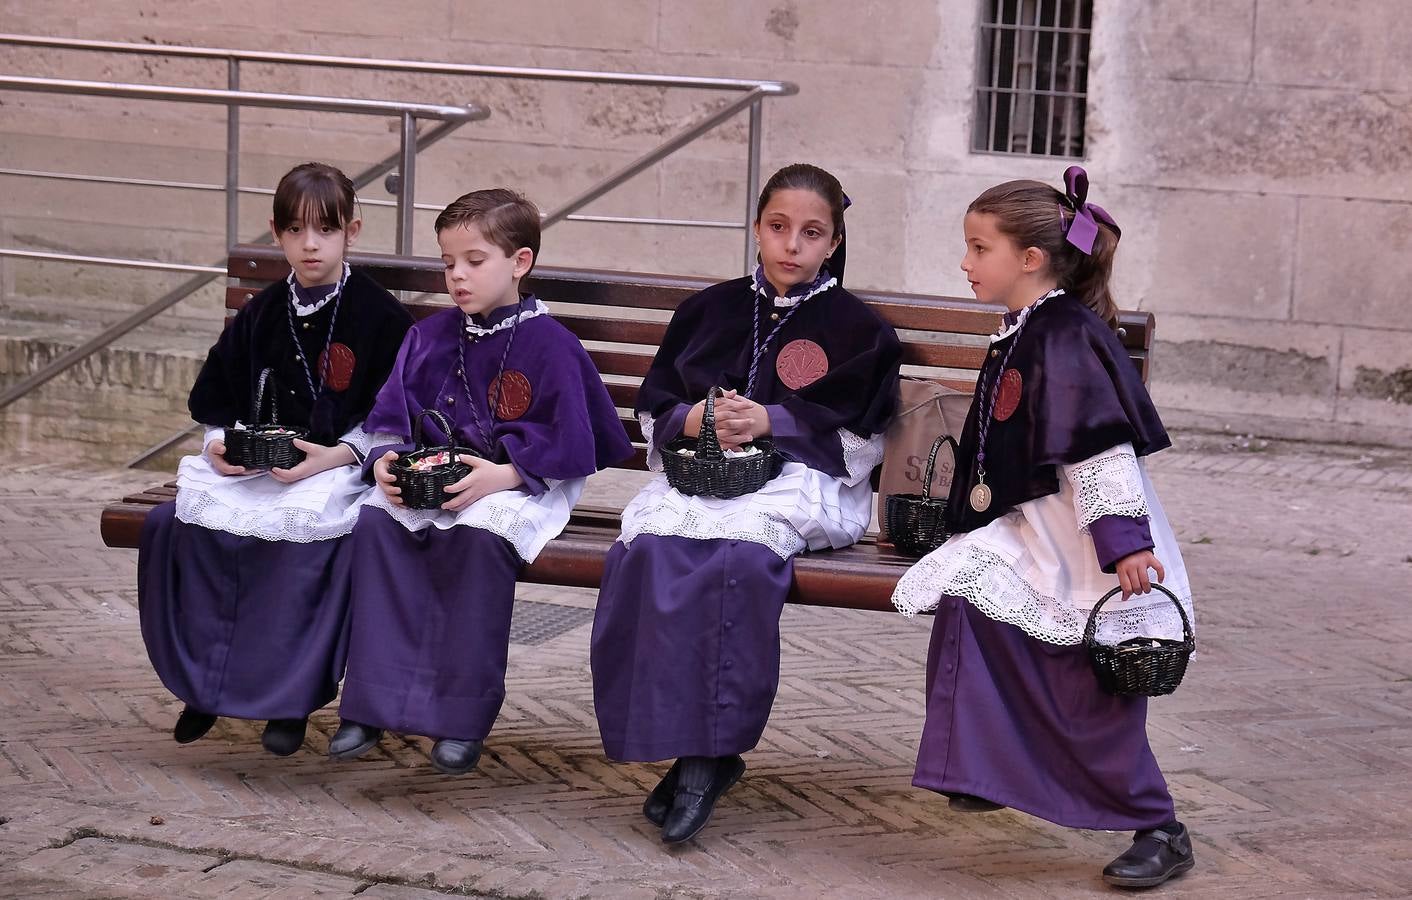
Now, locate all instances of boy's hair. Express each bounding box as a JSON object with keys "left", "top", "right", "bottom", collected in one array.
[
  {"left": 968, "top": 179, "right": 1119, "bottom": 327},
  {"left": 435, "top": 189, "right": 542, "bottom": 279},
  {"left": 272, "top": 162, "right": 357, "bottom": 232}
]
